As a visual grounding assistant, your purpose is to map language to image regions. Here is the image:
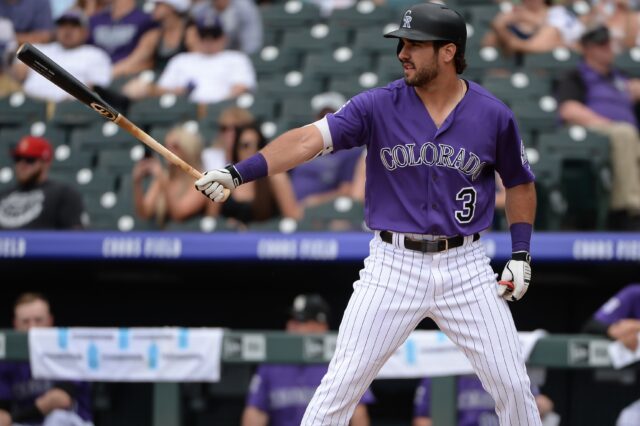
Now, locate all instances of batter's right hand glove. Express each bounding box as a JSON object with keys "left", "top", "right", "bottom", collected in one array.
[
  {"left": 498, "top": 251, "right": 531, "bottom": 302},
  {"left": 195, "top": 165, "right": 241, "bottom": 202}
]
